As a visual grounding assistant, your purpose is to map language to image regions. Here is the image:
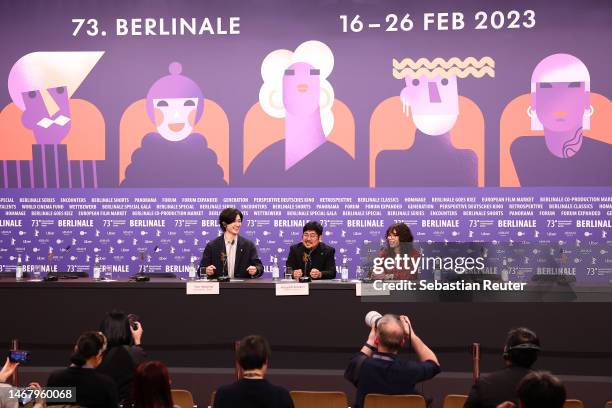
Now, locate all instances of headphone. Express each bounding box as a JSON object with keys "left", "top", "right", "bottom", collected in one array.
[{"left": 503, "top": 342, "right": 541, "bottom": 359}]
